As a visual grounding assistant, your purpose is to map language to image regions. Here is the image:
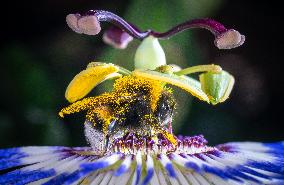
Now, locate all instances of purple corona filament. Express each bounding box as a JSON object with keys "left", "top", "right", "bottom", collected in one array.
[{"left": 110, "top": 133, "right": 211, "bottom": 155}]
